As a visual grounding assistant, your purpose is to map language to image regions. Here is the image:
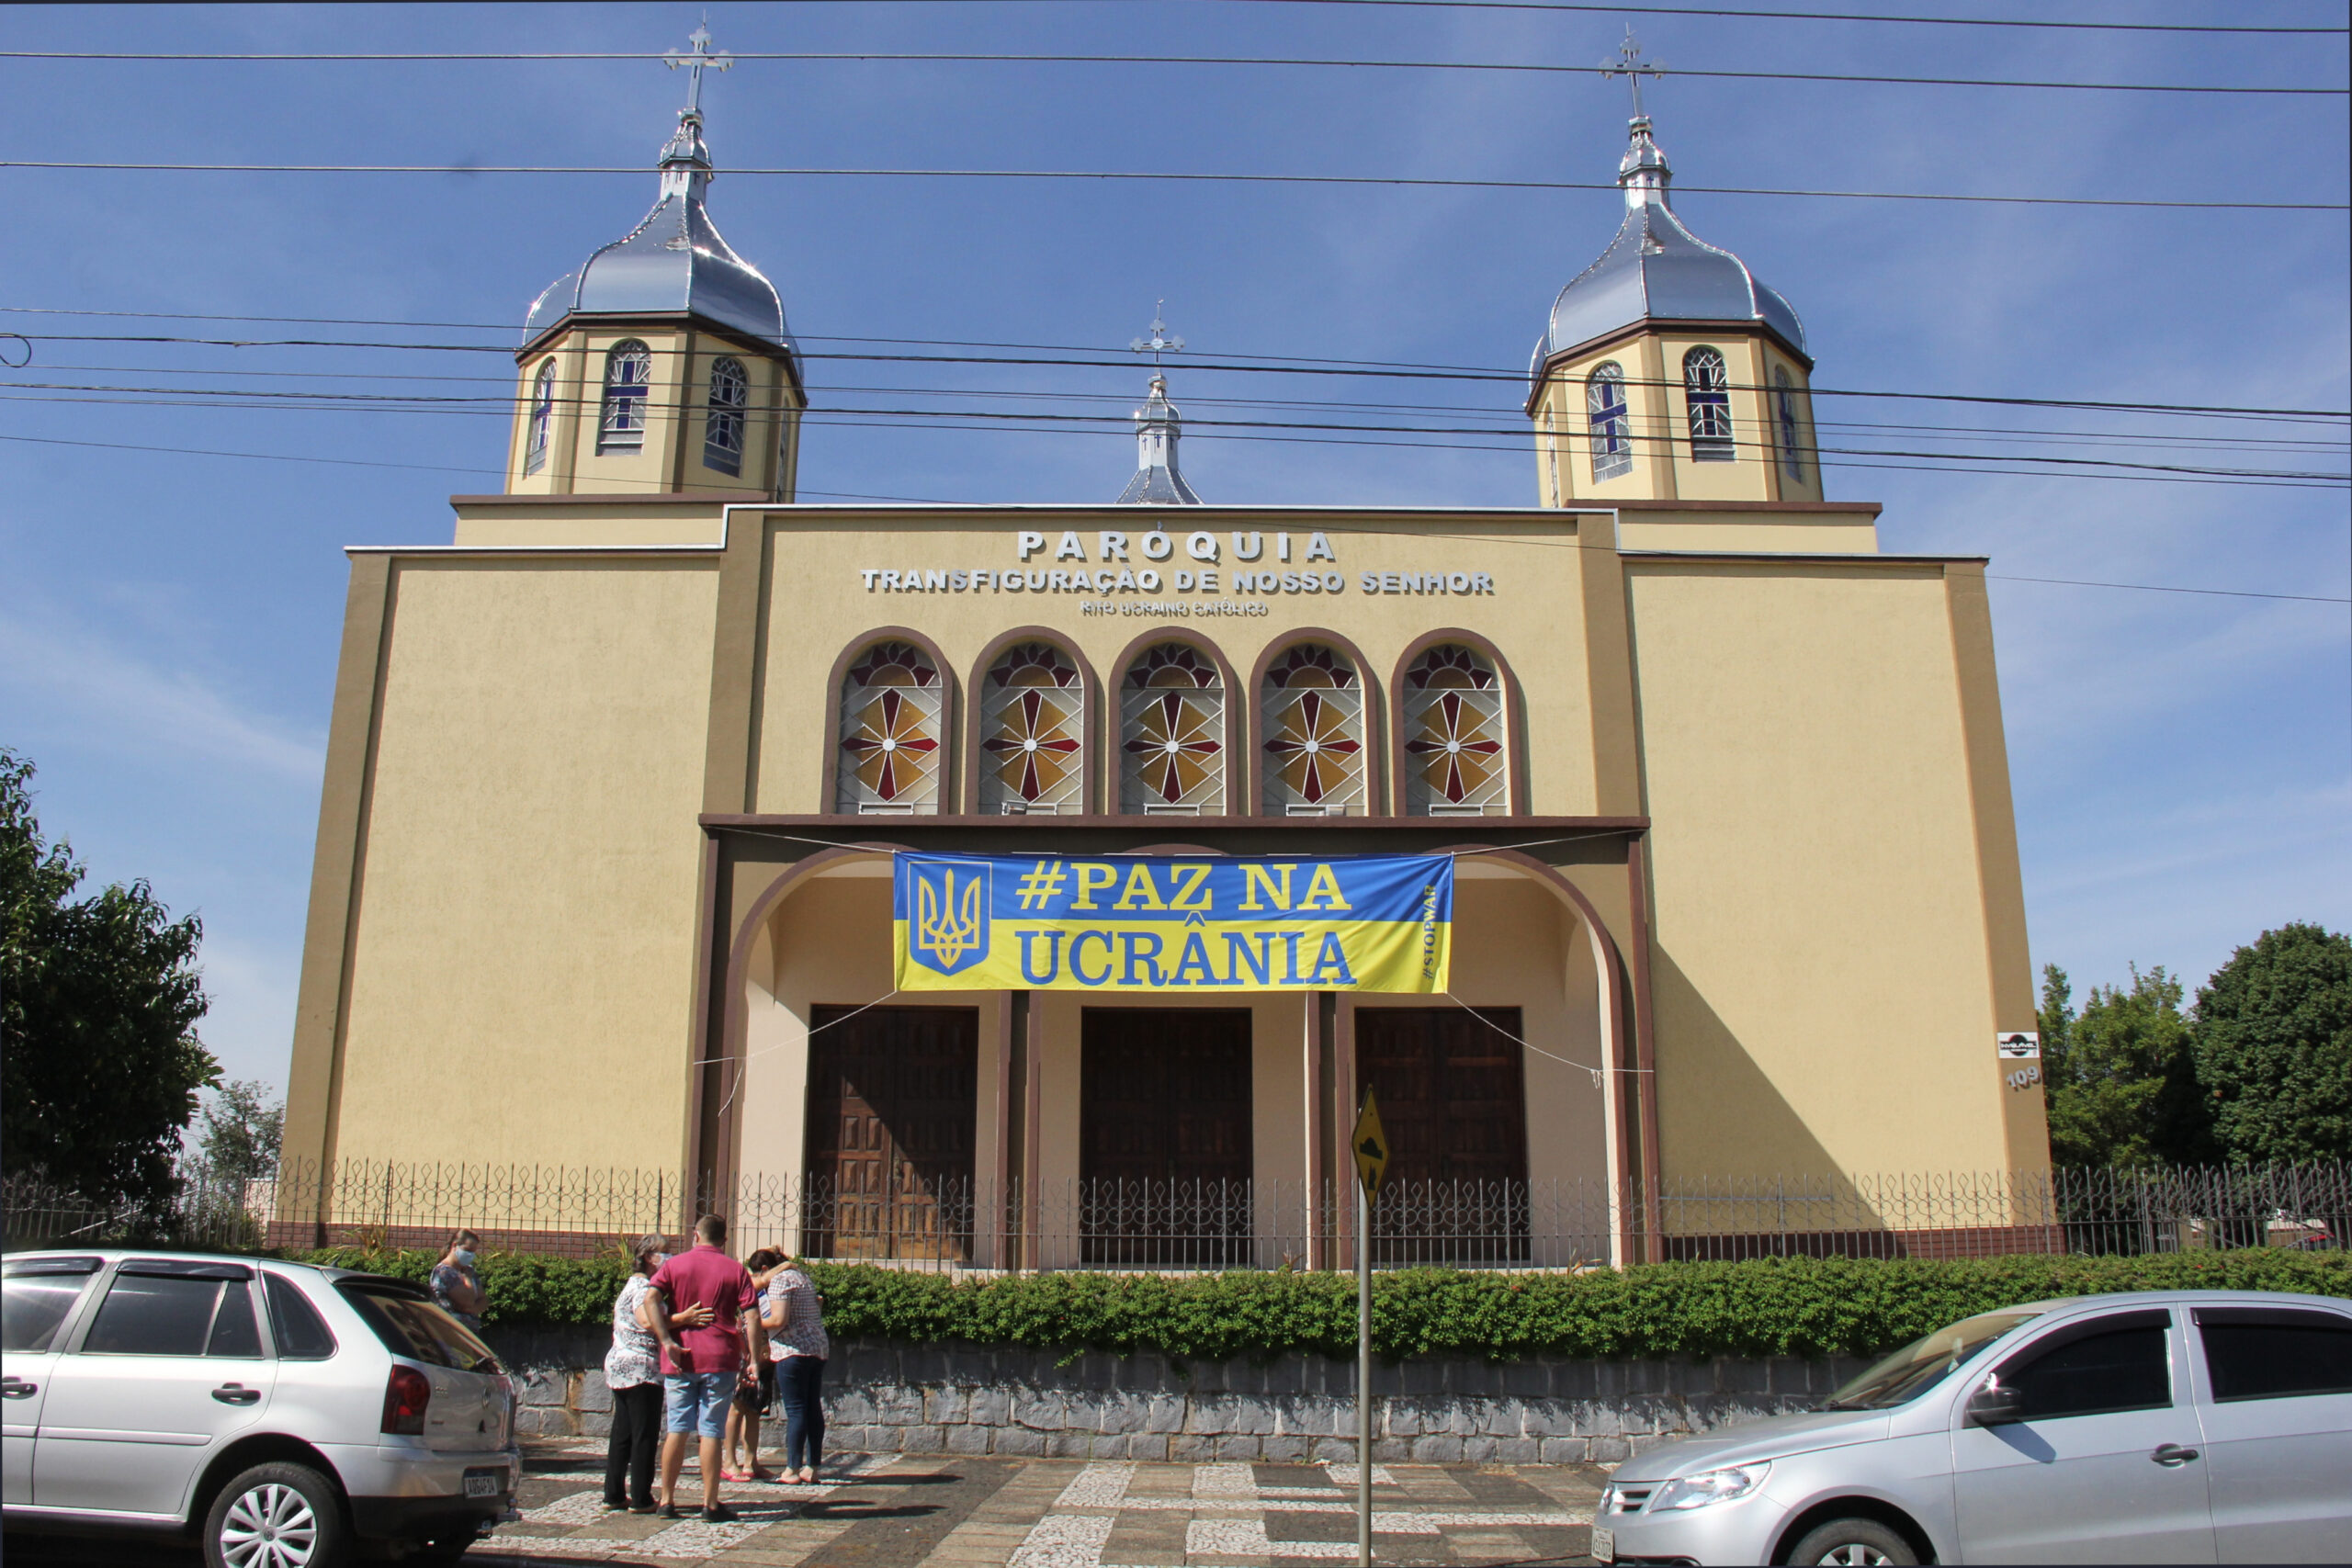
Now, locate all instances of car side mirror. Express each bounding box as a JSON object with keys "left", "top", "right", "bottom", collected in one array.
[{"left": 1967, "top": 1382, "right": 2024, "bottom": 1427}]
